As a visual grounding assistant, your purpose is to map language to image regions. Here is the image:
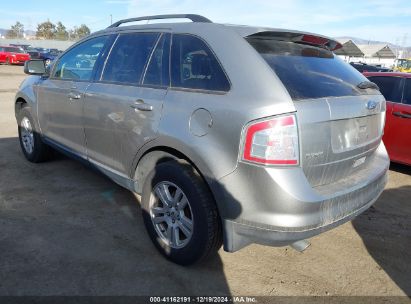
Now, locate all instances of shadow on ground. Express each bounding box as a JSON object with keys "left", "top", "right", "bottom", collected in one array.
[
  {"left": 352, "top": 164, "right": 411, "bottom": 296},
  {"left": 0, "top": 137, "right": 231, "bottom": 296}
]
